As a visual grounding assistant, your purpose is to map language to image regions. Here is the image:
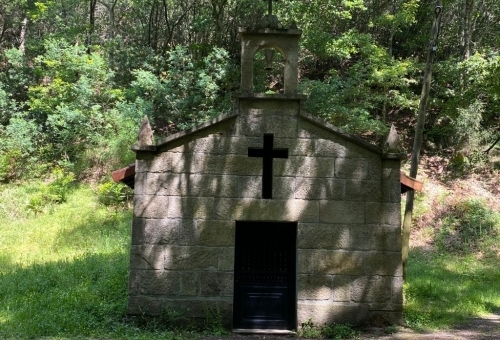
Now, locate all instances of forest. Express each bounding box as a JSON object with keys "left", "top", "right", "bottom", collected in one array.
[{"left": 0, "top": 0, "right": 499, "bottom": 180}]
